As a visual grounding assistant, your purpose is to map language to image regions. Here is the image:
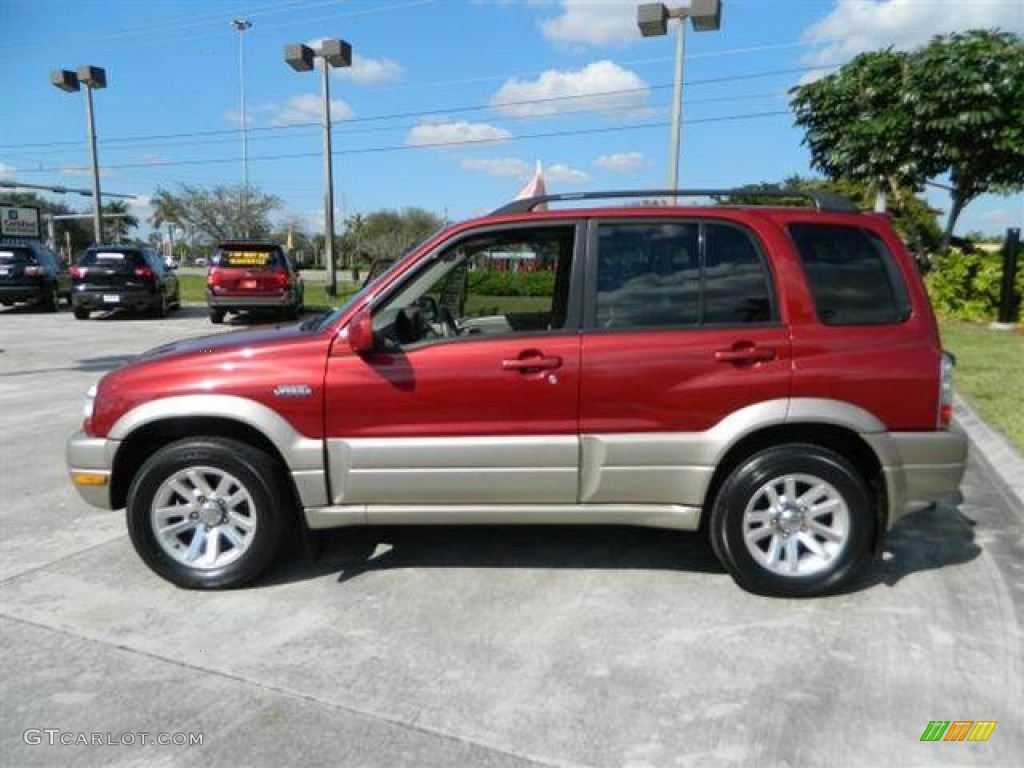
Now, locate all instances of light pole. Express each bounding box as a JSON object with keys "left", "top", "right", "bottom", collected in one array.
[
  {"left": 232, "top": 18, "right": 253, "bottom": 236},
  {"left": 285, "top": 39, "right": 352, "bottom": 297},
  {"left": 51, "top": 66, "right": 107, "bottom": 244},
  {"left": 638, "top": 1, "right": 722, "bottom": 198}
]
